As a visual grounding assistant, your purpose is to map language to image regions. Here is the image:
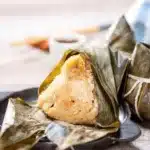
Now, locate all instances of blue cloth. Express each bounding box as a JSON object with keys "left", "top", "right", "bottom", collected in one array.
[{"left": 130, "top": 1, "right": 150, "bottom": 43}]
